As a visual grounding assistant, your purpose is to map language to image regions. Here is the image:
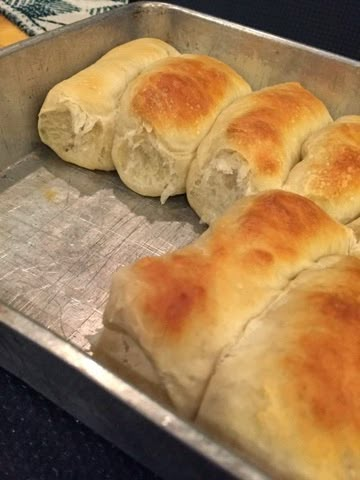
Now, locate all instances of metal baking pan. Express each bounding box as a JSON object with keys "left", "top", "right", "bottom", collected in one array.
[{"left": 0, "top": 3, "right": 358, "bottom": 479}]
